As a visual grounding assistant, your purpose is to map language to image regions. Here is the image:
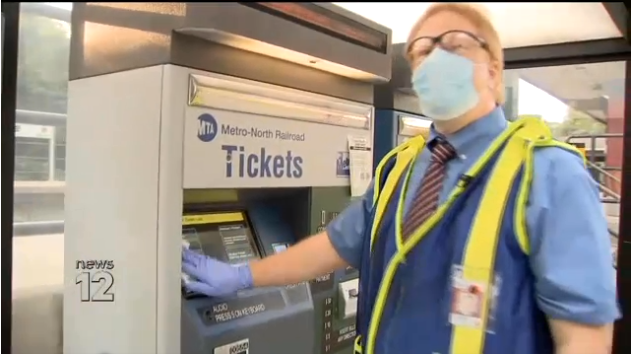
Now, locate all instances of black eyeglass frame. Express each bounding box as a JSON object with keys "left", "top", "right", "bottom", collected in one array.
[{"left": 406, "top": 30, "right": 490, "bottom": 59}]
